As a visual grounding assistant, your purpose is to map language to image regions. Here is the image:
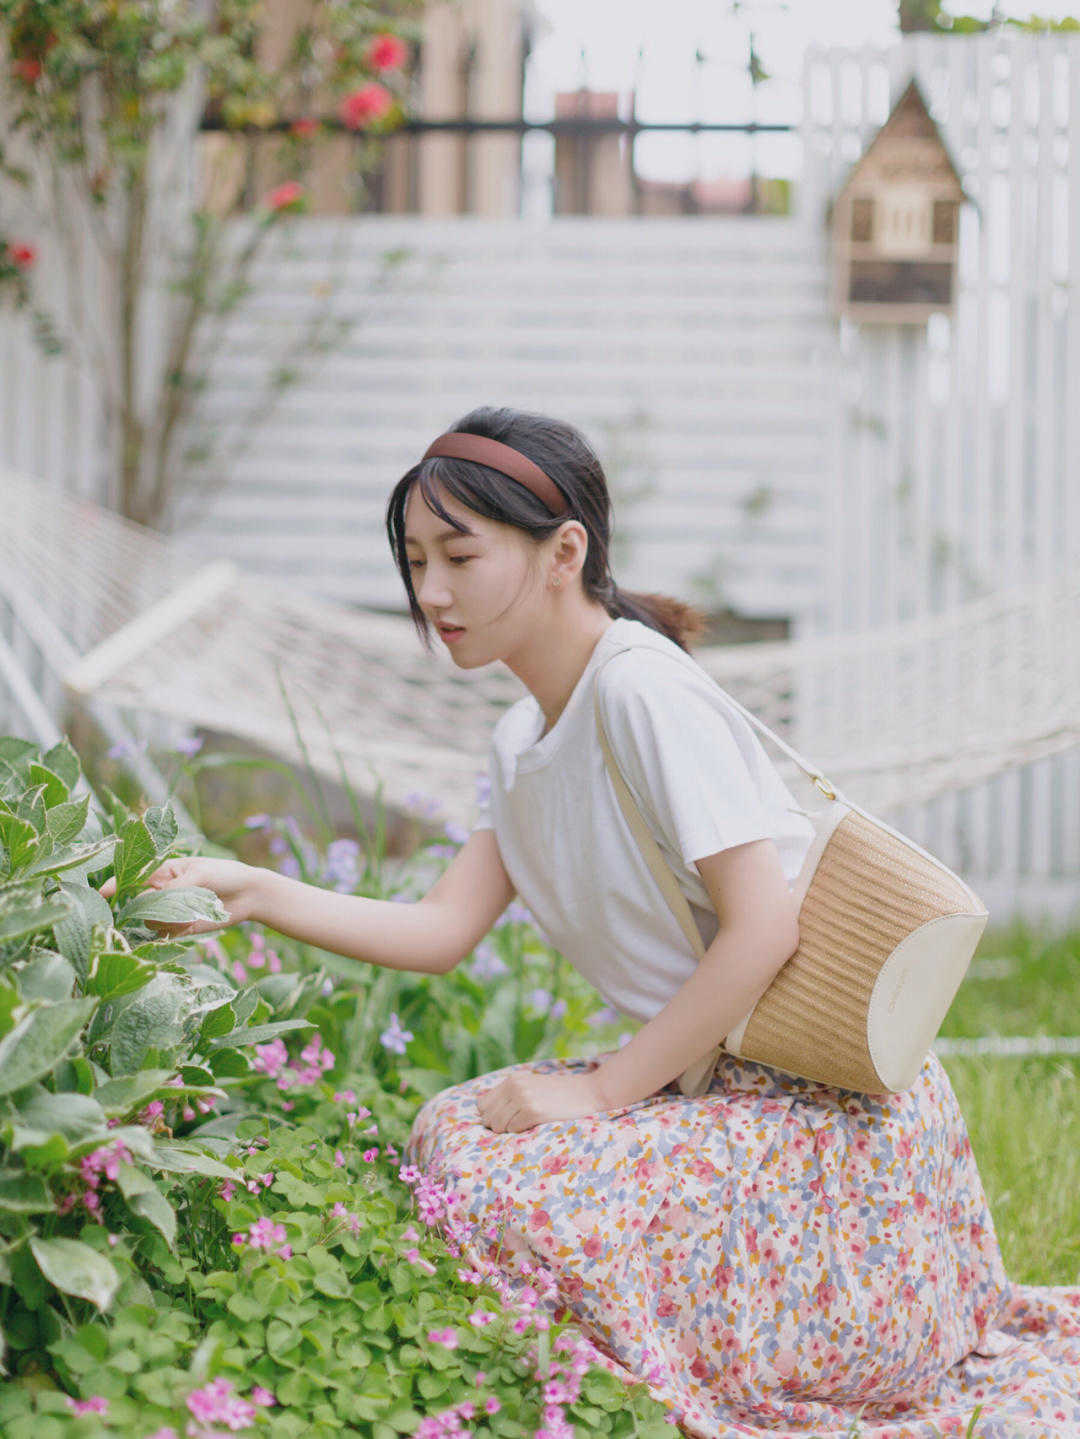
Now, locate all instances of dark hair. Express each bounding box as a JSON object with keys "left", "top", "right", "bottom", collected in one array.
[{"left": 385, "top": 405, "right": 706, "bottom": 655}]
